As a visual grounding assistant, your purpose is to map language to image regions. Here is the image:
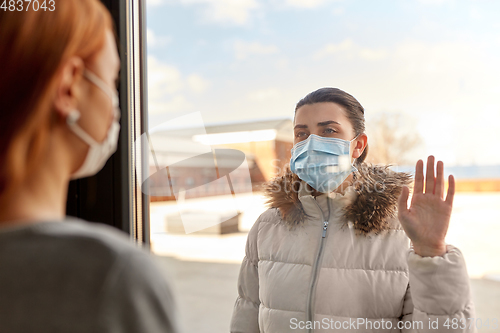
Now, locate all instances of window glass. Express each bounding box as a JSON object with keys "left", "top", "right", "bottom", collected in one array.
[{"left": 143, "top": 1, "right": 500, "bottom": 331}]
